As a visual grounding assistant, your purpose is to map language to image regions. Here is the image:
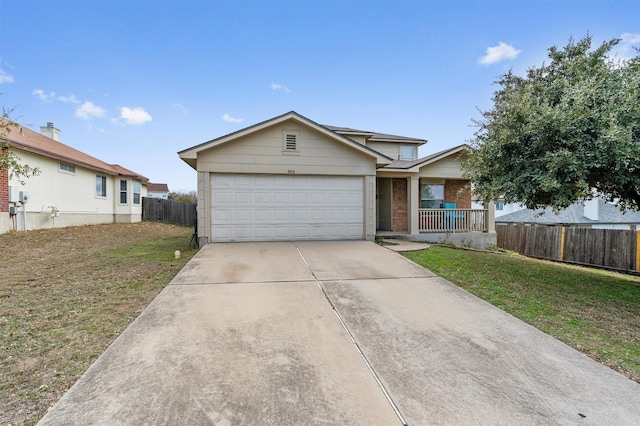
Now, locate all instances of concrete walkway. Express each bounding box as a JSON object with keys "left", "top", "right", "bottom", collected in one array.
[{"left": 39, "top": 241, "right": 640, "bottom": 425}]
